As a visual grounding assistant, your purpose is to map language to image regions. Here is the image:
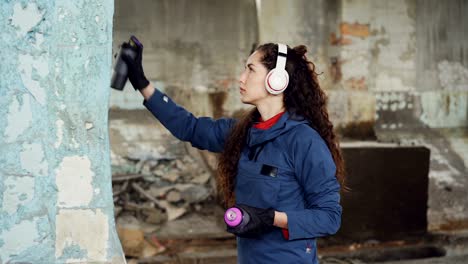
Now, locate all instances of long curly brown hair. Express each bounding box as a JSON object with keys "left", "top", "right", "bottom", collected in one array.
[{"left": 217, "top": 43, "right": 346, "bottom": 208}]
